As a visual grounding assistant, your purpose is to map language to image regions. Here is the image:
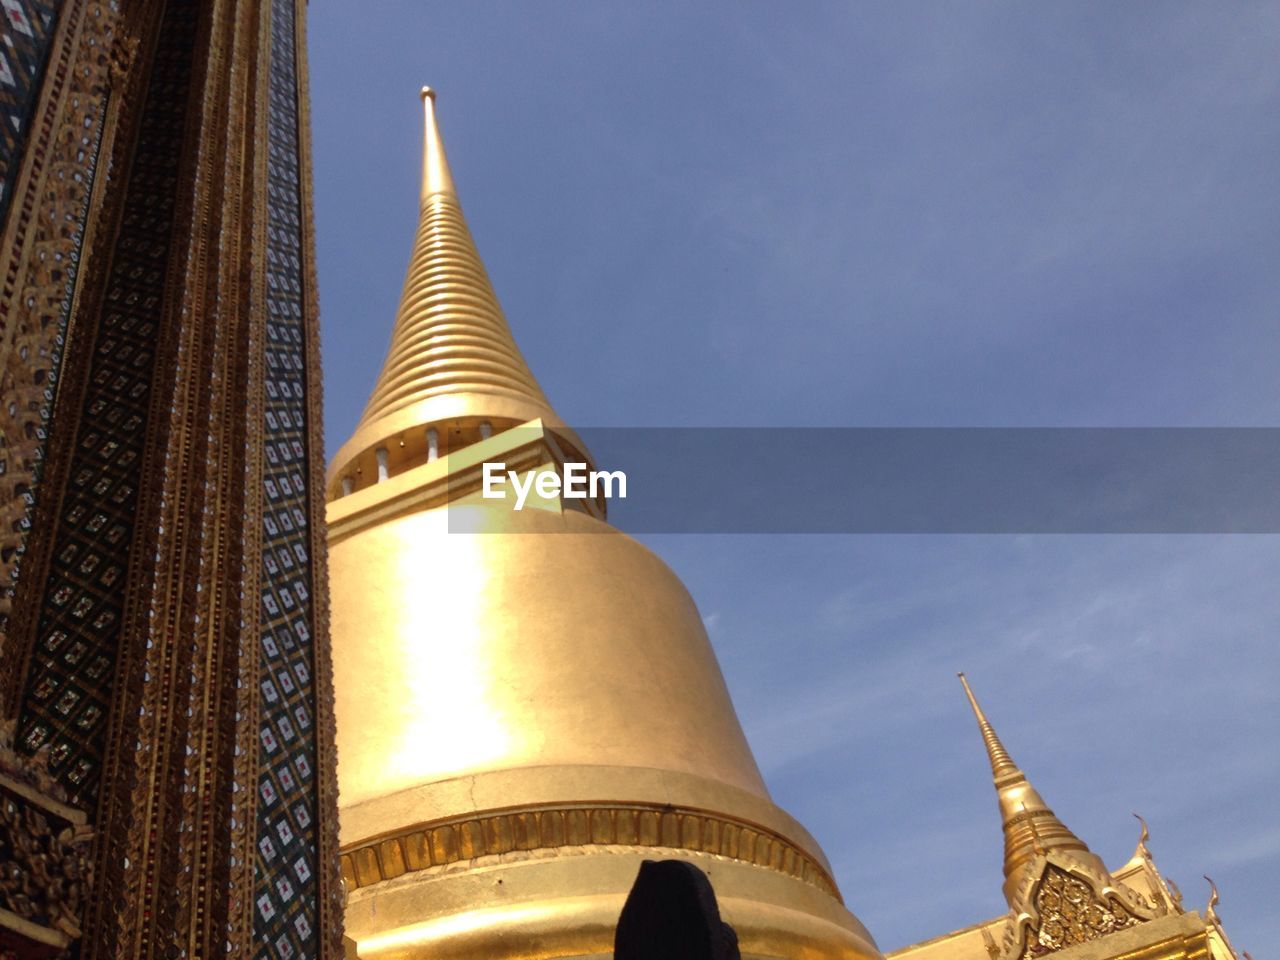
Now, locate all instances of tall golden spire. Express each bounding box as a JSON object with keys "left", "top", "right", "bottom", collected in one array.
[
  {"left": 328, "top": 87, "right": 566, "bottom": 496},
  {"left": 957, "top": 673, "right": 1096, "bottom": 904}
]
